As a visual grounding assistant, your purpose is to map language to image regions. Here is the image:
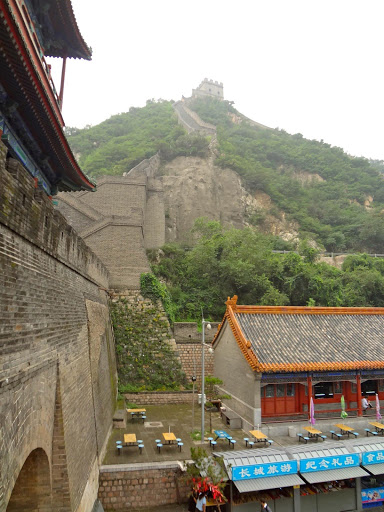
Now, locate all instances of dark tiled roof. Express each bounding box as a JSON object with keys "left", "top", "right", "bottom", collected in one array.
[
  {"left": 213, "top": 296, "right": 384, "bottom": 373},
  {"left": 236, "top": 312, "right": 384, "bottom": 367}
]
